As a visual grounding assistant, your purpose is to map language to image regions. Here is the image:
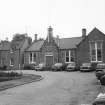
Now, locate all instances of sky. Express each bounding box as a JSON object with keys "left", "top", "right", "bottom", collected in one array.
[{"left": 0, "top": 0, "right": 105, "bottom": 41}]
